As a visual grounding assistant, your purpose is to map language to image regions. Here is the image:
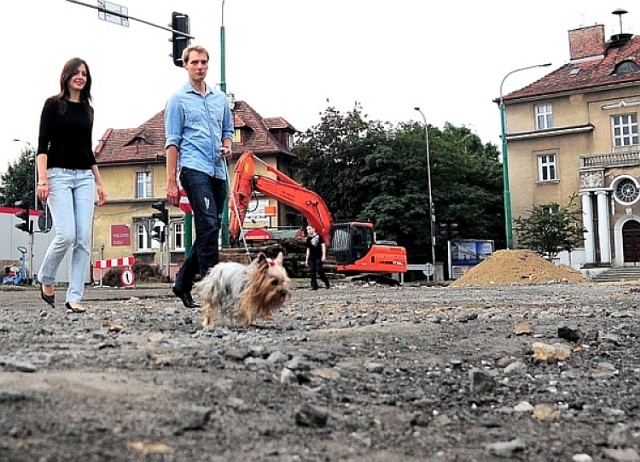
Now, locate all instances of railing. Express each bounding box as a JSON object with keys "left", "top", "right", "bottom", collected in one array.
[{"left": 580, "top": 150, "right": 640, "bottom": 168}]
